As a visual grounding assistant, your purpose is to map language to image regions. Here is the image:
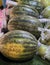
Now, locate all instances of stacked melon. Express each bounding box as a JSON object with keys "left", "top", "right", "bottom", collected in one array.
[
  {"left": 0, "top": 0, "right": 42, "bottom": 61},
  {"left": 0, "top": 30, "right": 37, "bottom": 61},
  {"left": 8, "top": 1, "right": 43, "bottom": 39},
  {"left": 0, "top": 0, "right": 44, "bottom": 62}
]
